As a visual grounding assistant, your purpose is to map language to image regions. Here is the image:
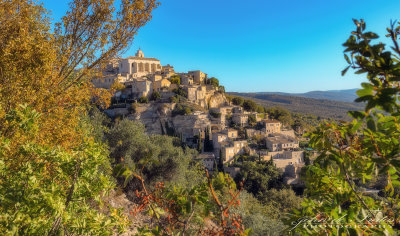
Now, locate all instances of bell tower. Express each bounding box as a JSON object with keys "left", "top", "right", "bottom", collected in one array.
[{"left": 135, "top": 48, "right": 144, "bottom": 58}]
